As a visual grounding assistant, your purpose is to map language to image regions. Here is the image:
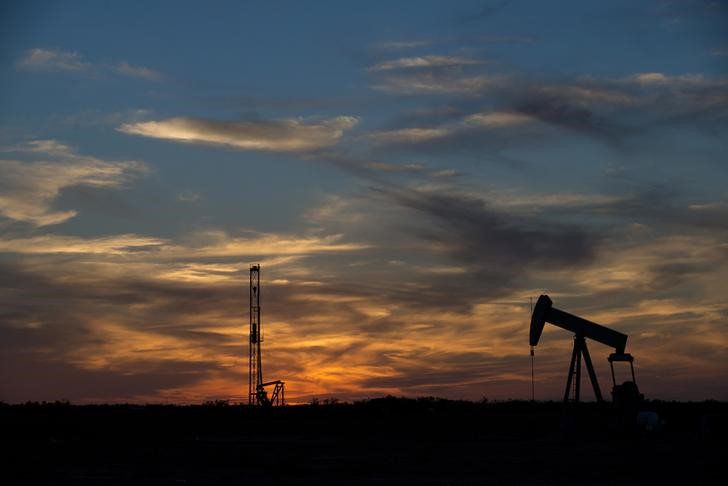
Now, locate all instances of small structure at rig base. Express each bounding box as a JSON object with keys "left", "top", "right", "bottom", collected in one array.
[
  {"left": 529, "top": 294, "right": 641, "bottom": 404},
  {"left": 248, "top": 264, "right": 285, "bottom": 406}
]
